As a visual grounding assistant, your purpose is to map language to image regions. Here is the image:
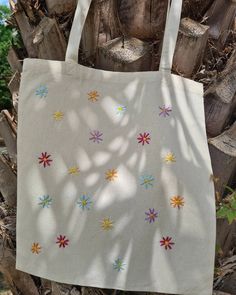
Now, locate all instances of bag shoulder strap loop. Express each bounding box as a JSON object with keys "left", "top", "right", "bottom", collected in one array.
[{"left": 65, "top": 0, "right": 183, "bottom": 73}]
